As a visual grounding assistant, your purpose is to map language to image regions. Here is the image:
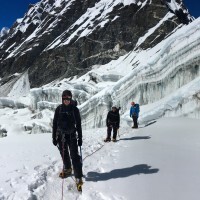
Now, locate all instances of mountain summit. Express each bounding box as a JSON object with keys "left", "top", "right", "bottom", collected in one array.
[{"left": 0, "top": 0, "right": 193, "bottom": 87}]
